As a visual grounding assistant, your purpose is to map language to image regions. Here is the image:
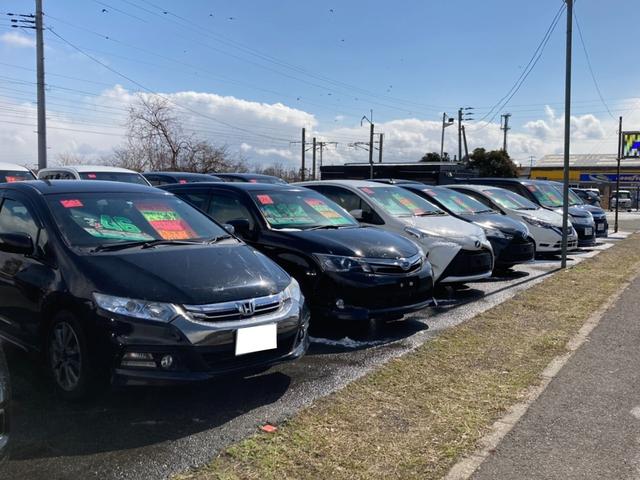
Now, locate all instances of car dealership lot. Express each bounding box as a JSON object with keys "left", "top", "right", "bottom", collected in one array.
[{"left": 0, "top": 235, "right": 627, "bottom": 480}]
